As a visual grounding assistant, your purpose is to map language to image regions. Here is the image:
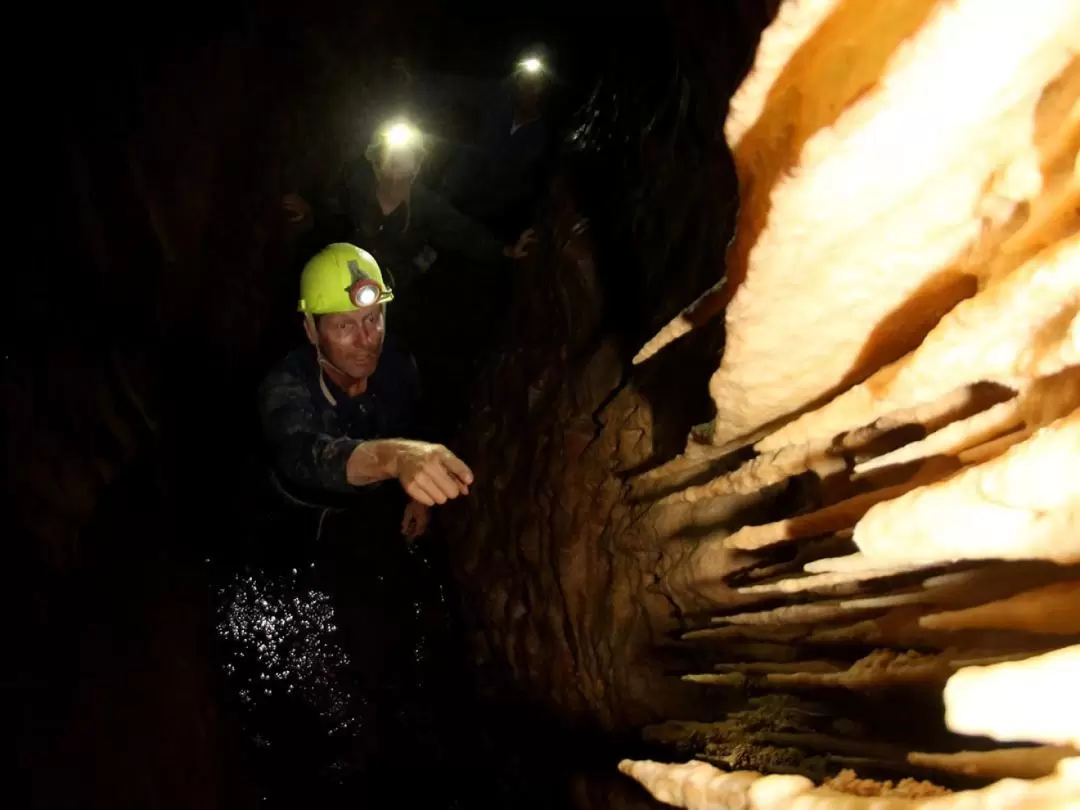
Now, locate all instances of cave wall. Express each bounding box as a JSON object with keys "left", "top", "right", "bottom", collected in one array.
[
  {"left": 451, "top": 0, "right": 1080, "bottom": 806},
  {"left": 443, "top": 0, "right": 780, "bottom": 731},
  {"left": 447, "top": 4, "right": 1079, "bottom": 810},
  {"left": 10, "top": 0, "right": 1073, "bottom": 801}
]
